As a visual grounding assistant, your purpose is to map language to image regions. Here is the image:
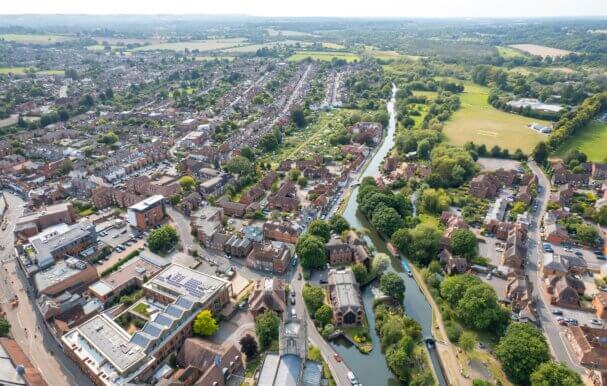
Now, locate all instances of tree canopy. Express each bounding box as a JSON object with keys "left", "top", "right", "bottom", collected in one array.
[
  {"left": 255, "top": 310, "right": 280, "bottom": 349},
  {"left": 530, "top": 362, "right": 583, "bottom": 386},
  {"left": 192, "top": 310, "right": 218, "bottom": 337},
  {"left": 380, "top": 272, "right": 406, "bottom": 303},
  {"left": 147, "top": 225, "right": 179, "bottom": 253},
  {"left": 295, "top": 234, "right": 327, "bottom": 269}
]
